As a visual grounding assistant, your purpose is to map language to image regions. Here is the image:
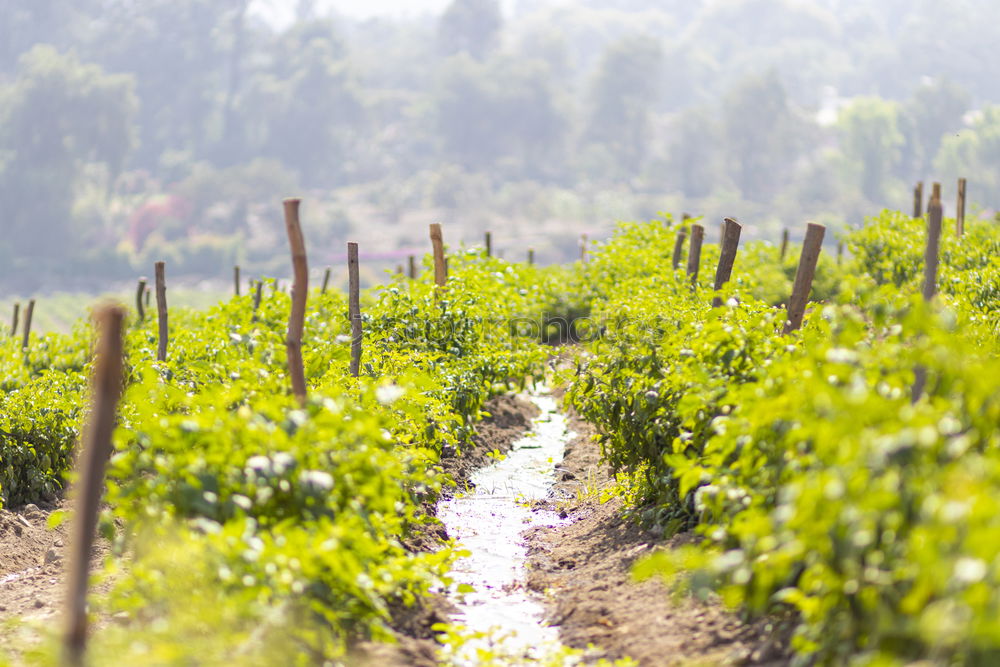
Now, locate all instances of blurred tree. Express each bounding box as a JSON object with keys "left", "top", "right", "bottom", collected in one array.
[
  {"left": 899, "top": 78, "right": 970, "bottom": 179},
  {"left": 87, "top": 0, "right": 238, "bottom": 168},
  {"left": 234, "top": 20, "right": 362, "bottom": 187},
  {"left": 584, "top": 34, "right": 663, "bottom": 177},
  {"left": 0, "top": 0, "right": 100, "bottom": 72},
  {"left": 664, "top": 108, "right": 723, "bottom": 198},
  {"left": 439, "top": 0, "right": 503, "bottom": 60},
  {"left": 838, "top": 97, "right": 904, "bottom": 203},
  {"left": 434, "top": 55, "right": 566, "bottom": 177},
  {"left": 174, "top": 158, "right": 299, "bottom": 235},
  {"left": 935, "top": 106, "right": 1000, "bottom": 209},
  {"left": 721, "top": 71, "right": 802, "bottom": 200},
  {"left": 0, "top": 46, "right": 137, "bottom": 262}
]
